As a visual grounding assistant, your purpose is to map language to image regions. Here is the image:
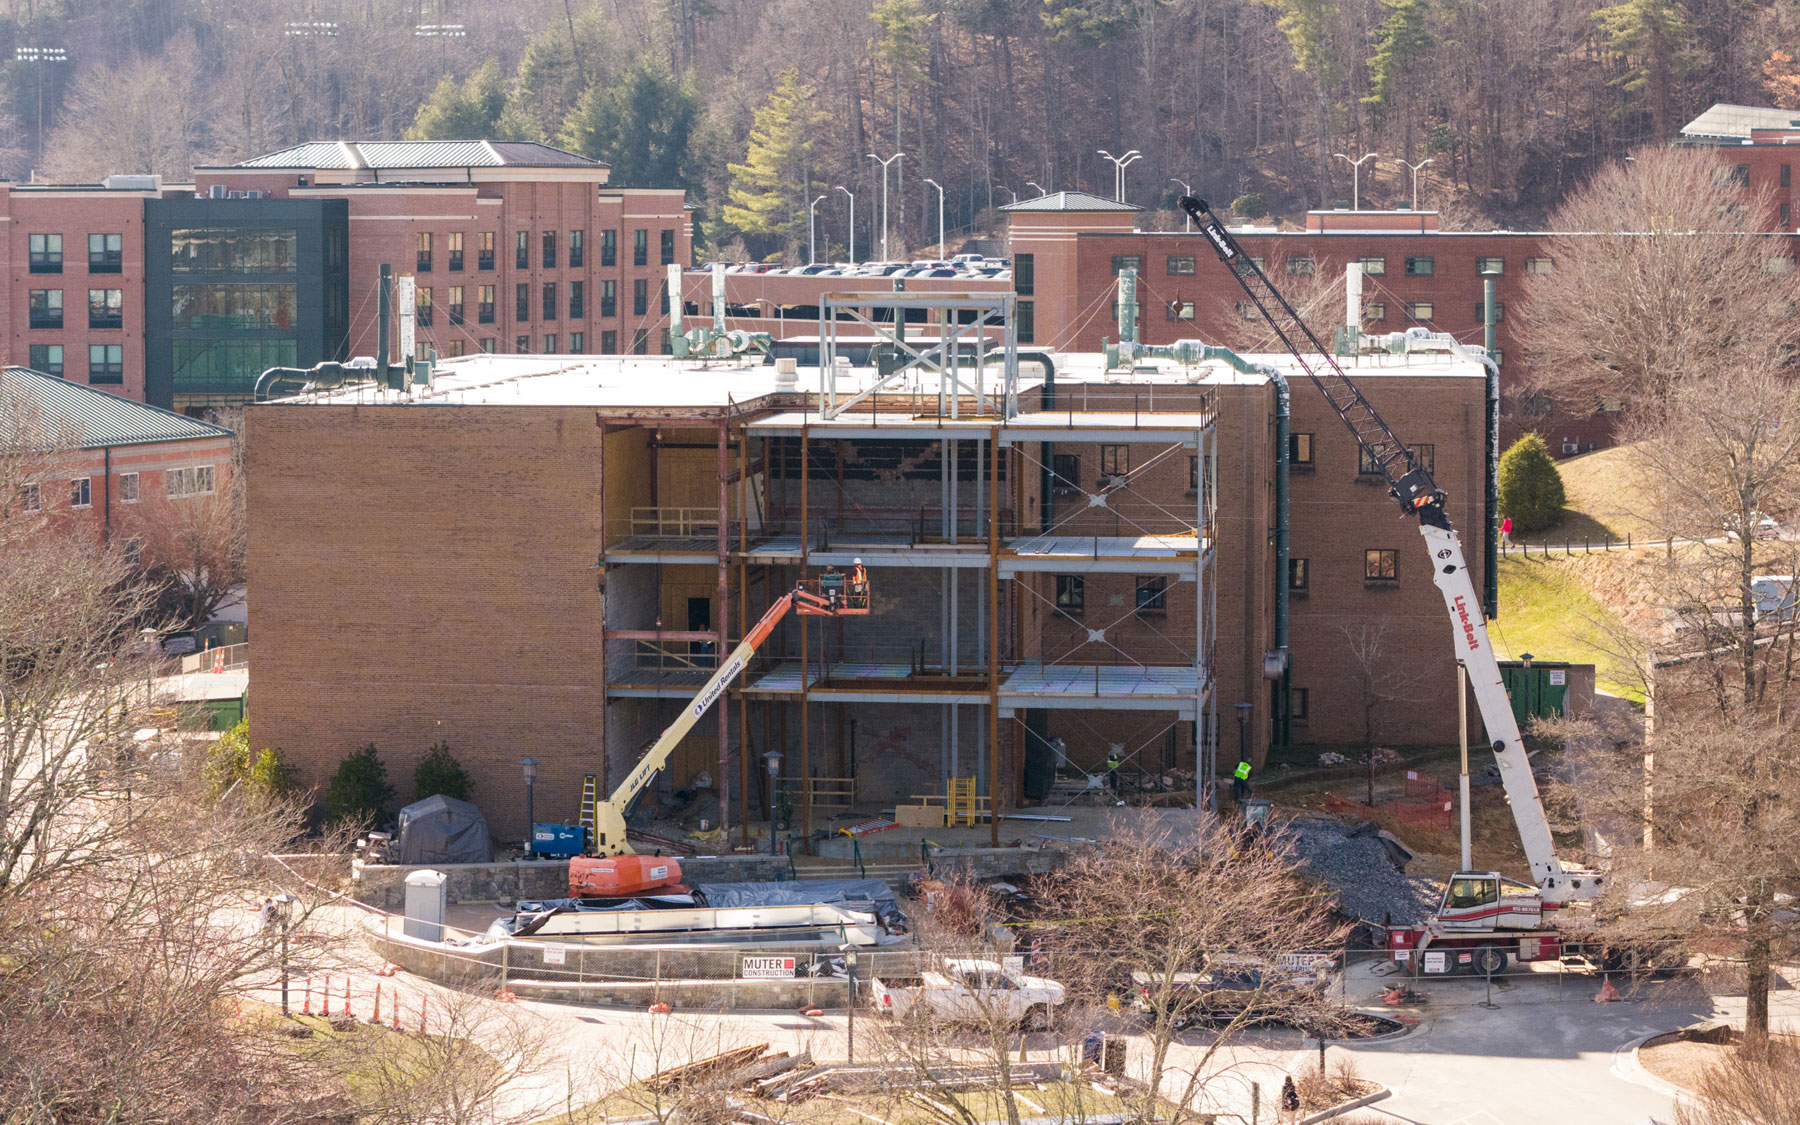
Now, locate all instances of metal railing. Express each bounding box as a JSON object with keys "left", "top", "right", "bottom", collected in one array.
[
  {"left": 179, "top": 642, "right": 248, "bottom": 674},
  {"left": 627, "top": 507, "right": 721, "bottom": 538}
]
